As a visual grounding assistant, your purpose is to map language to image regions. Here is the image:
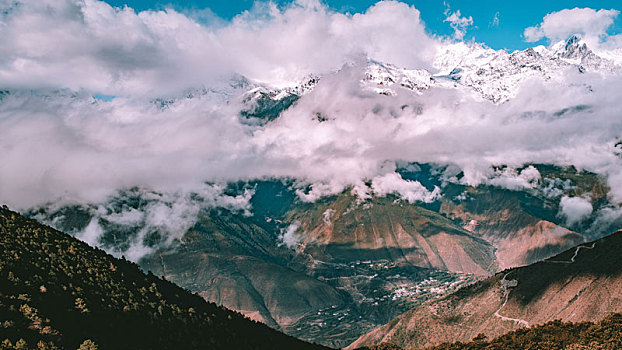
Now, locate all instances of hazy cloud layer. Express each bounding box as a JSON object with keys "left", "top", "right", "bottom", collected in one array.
[
  {"left": 4, "top": 62, "right": 622, "bottom": 208},
  {"left": 0, "top": 0, "right": 438, "bottom": 95},
  {"left": 30, "top": 184, "right": 253, "bottom": 260},
  {"left": 1, "top": 1, "right": 622, "bottom": 260}
]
